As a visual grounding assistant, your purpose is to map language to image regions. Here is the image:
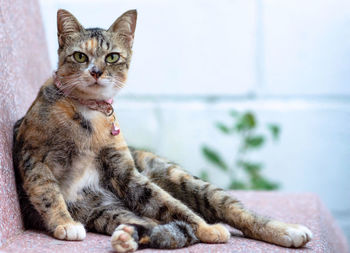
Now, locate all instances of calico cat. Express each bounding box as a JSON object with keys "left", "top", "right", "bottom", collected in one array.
[{"left": 12, "top": 9, "right": 312, "bottom": 252}]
